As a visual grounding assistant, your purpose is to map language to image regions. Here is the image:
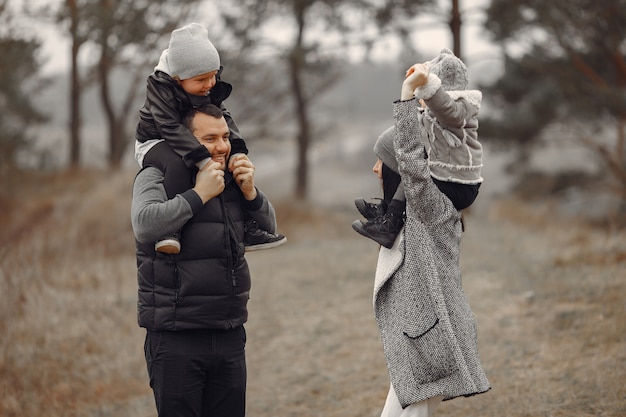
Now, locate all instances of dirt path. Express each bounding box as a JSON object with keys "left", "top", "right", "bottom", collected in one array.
[
  {"left": 101, "top": 189, "right": 624, "bottom": 417},
  {"left": 78, "top": 148, "right": 625, "bottom": 416}
]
